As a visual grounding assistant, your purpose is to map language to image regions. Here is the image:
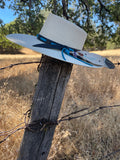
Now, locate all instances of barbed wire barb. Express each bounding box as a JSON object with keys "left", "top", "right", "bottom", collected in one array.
[
  {"left": 0, "top": 122, "right": 25, "bottom": 135},
  {"left": 58, "top": 104, "right": 120, "bottom": 123},
  {"left": 0, "top": 126, "right": 25, "bottom": 144},
  {"left": 0, "top": 104, "right": 120, "bottom": 144},
  {"left": 0, "top": 109, "right": 31, "bottom": 144},
  {"left": 0, "top": 61, "right": 41, "bottom": 71}
]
